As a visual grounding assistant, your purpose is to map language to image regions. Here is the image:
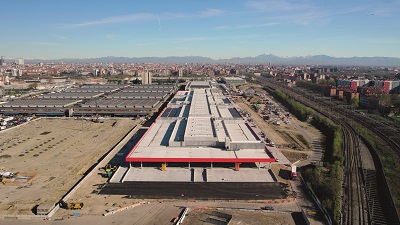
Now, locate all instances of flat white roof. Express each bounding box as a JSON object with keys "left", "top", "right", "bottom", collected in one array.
[{"left": 126, "top": 87, "right": 273, "bottom": 163}]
